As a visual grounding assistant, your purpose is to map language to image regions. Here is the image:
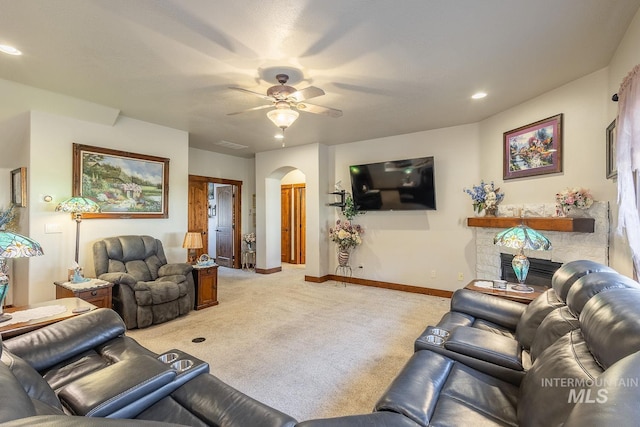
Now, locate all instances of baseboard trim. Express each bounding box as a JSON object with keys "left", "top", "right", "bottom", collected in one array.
[
  {"left": 256, "top": 266, "right": 282, "bottom": 274},
  {"left": 304, "top": 274, "right": 453, "bottom": 298}
]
